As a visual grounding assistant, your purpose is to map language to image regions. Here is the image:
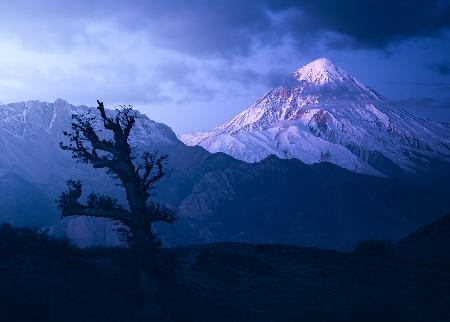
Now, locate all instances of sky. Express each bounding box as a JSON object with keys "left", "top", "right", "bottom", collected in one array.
[{"left": 0, "top": 0, "right": 449, "bottom": 134}]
